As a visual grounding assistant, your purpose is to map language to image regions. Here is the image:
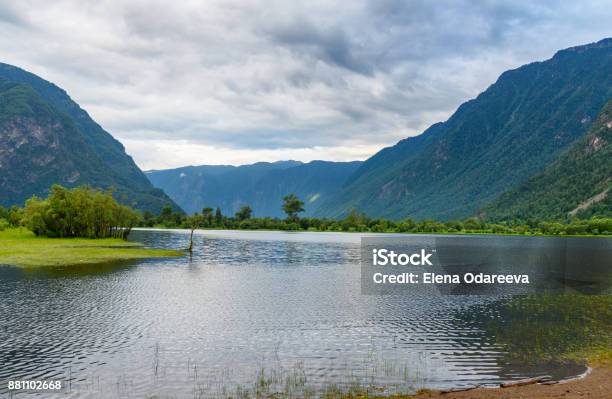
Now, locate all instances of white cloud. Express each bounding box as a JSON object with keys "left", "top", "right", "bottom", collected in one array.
[
  {"left": 121, "top": 138, "right": 377, "bottom": 170},
  {"left": 0, "top": 0, "right": 610, "bottom": 168}
]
